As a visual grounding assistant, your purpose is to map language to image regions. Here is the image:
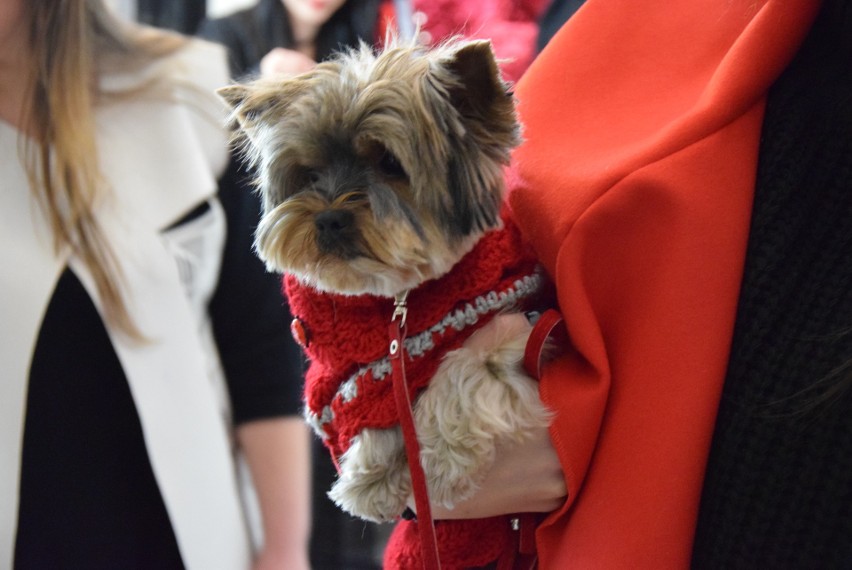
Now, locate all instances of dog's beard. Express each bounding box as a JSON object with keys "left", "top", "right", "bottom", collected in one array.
[{"left": 255, "top": 191, "right": 480, "bottom": 297}]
